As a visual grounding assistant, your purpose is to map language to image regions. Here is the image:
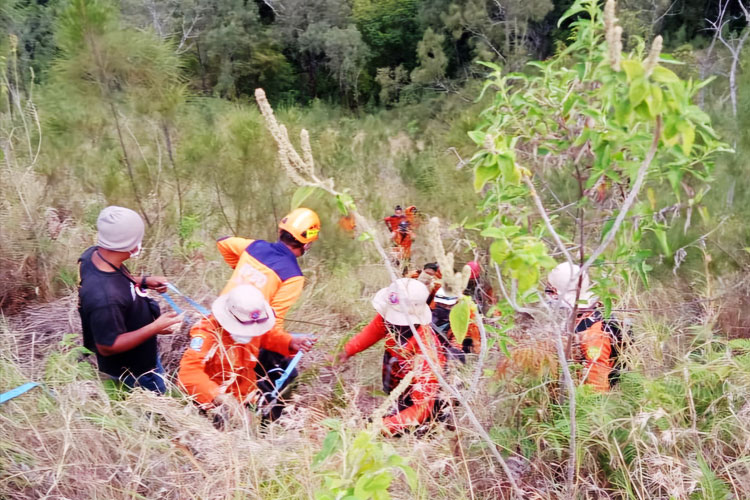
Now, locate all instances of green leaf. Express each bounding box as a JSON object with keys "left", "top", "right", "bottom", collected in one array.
[
  {"left": 314, "top": 430, "right": 342, "bottom": 466},
  {"left": 558, "top": 0, "right": 588, "bottom": 27},
  {"left": 474, "top": 163, "right": 500, "bottom": 192},
  {"left": 336, "top": 193, "right": 355, "bottom": 215},
  {"left": 681, "top": 124, "right": 695, "bottom": 156},
  {"left": 291, "top": 186, "right": 319, "bottom": 210},
  {"left": 468, "top": 130, "right": 487, "bottom": 145},
  {"left": 651, "top": 228, "right": 671, "bottom": 256},
  {"left": 621, "top": 60, "right": 645, "bottom": 82},
  {"left": 449, "top": 298, "right": 471, "bottom": 344},
  {"left": 650, "top": 65, "right": 679, "bottom": 83},
  {"left": 490, "top": 239, "right": 511, "bottom": 264},
  {"left": 481, "top": 226, "right": 520, "bottom": 239},
  {"left": 515, "top": 265, "right": 539, "bottom": 292},
  {"left": 629, "top": 78, "right": 649, "bottom": 107},
  {"left": 499, "top": 155, "right": 521, "bottom": 186},
  {"left": 645, "top": 84, "right": 663, "bottom": 118}
]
